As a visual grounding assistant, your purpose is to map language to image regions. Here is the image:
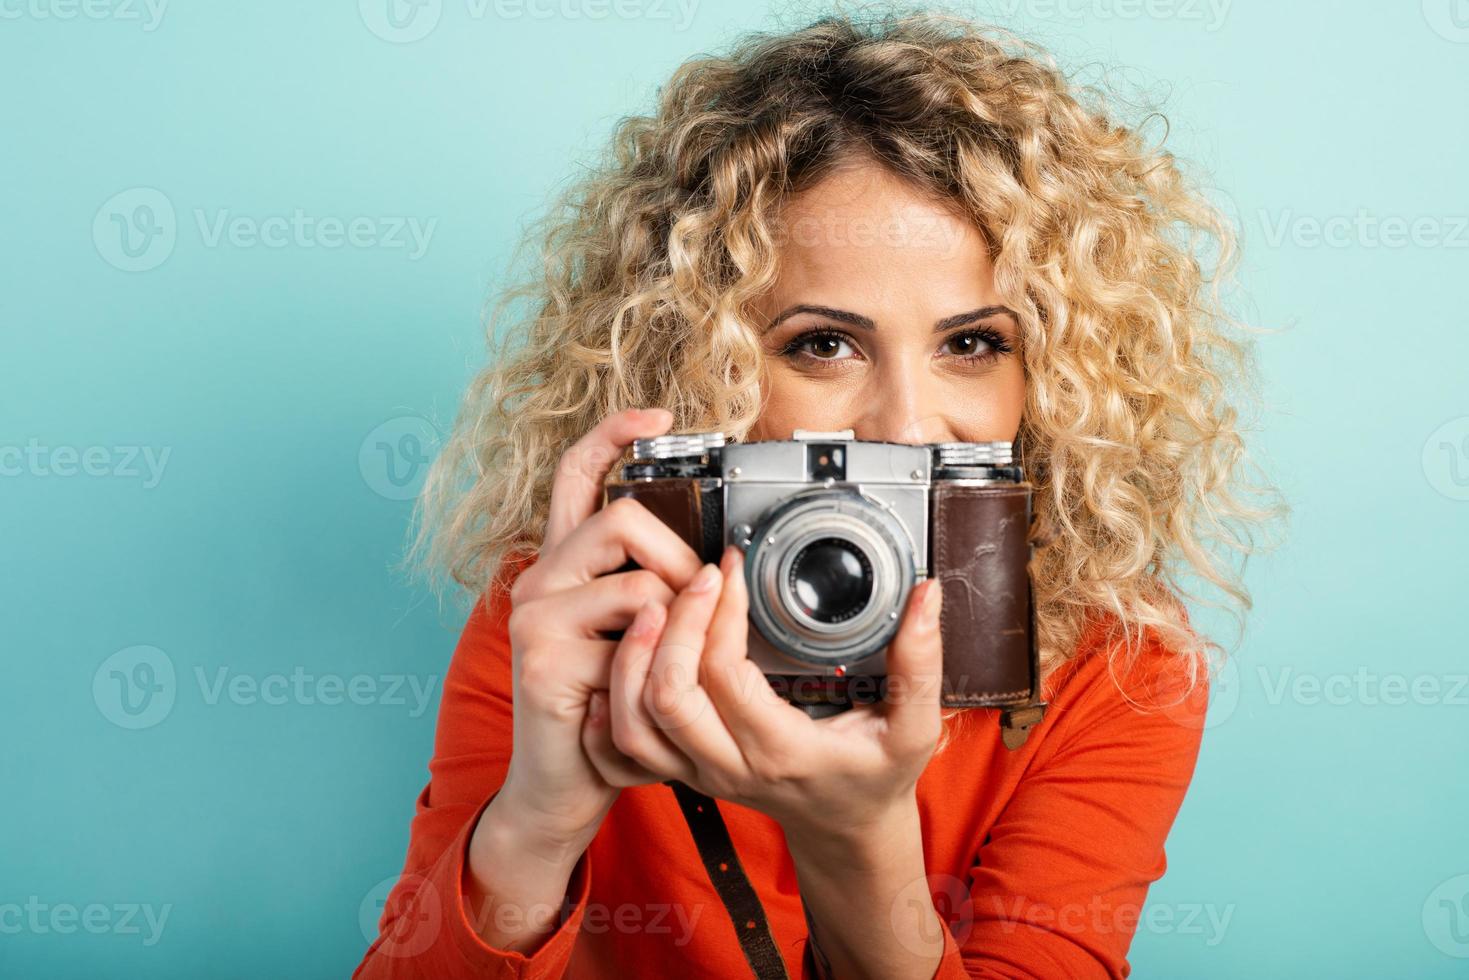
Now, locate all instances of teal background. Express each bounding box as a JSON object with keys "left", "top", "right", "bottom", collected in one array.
[{"left": 3, "top": 2, "right": 1466, "bottom": 977}]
